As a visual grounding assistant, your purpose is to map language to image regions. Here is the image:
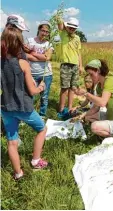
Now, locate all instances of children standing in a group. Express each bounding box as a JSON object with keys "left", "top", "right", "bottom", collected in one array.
[
  {"left": 1, "top": 16, "right": 50, "bottom": 180},
  {"left": 56, "top": 17, "right": 83, "bottom": 117},
  {"left": 27, "top": 21, "right": 53, "bottom": 119}
]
